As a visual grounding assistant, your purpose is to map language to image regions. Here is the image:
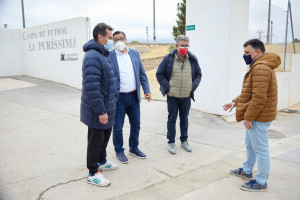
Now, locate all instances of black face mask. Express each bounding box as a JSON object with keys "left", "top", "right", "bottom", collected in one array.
[
  {"left": 243, "top": 50, "right": 255, "bottom": 65},
  {"left": 243, "top": 54, "right": 253, "bottom": 65}
]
